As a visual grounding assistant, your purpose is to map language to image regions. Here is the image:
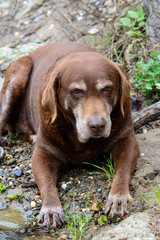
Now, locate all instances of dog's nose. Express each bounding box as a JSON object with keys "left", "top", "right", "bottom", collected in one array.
[{"left": 88, "top": 116, "right": 106, "bottom": 135}]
